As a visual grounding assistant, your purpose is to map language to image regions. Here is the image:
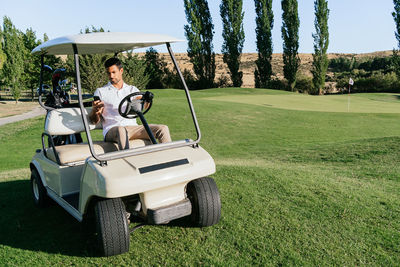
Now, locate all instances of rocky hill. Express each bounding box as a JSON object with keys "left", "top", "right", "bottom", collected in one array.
[{"left": 154, "top": 50, "right": 393, "bottom": 88}]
